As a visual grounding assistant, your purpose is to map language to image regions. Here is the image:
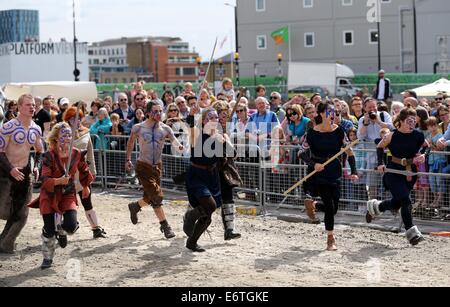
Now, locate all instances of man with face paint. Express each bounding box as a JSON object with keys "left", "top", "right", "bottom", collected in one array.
[
  {"left": 366, "top": 108, "right": 430, "bottom": 246},
  {"left": 28, "top": 122, "right": 93, "bottom": 269},
  {"left": 126, "top": 101, "right": 184, "bottom": 239},
  {"left": 0, "top": 94, "right": 44, "bottom": 254}
]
